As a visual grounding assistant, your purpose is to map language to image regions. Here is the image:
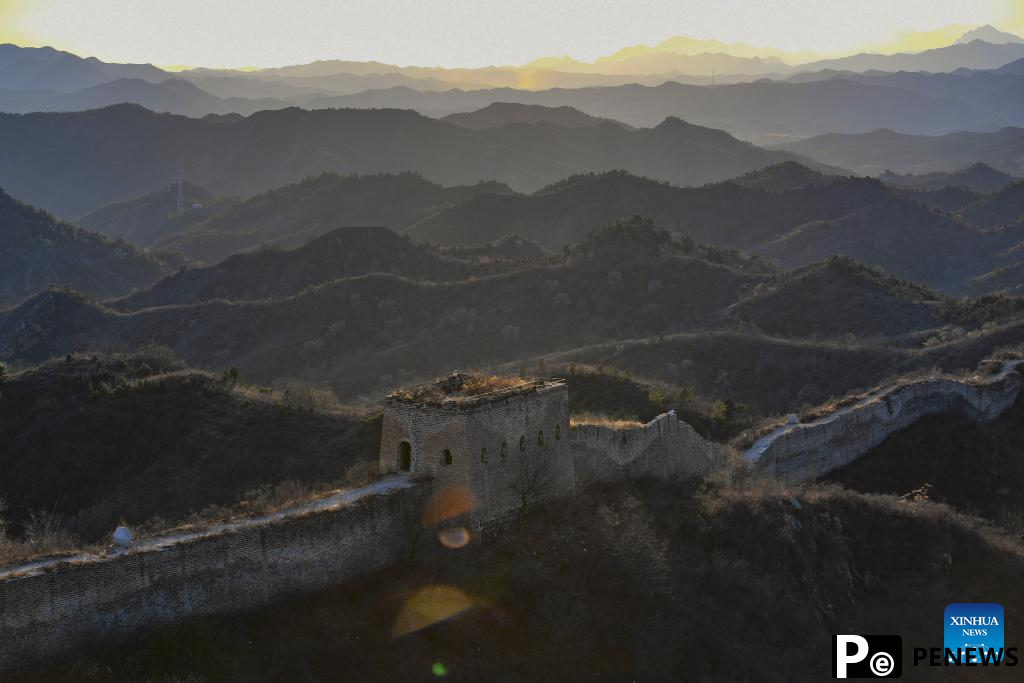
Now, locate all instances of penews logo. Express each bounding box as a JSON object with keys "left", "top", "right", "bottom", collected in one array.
[
  {"left": 834, "top": 635, "right": 902, "bottom": 678},
  {"left": 944, "top": 603, "right": 1005, "bottom": 664}
]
